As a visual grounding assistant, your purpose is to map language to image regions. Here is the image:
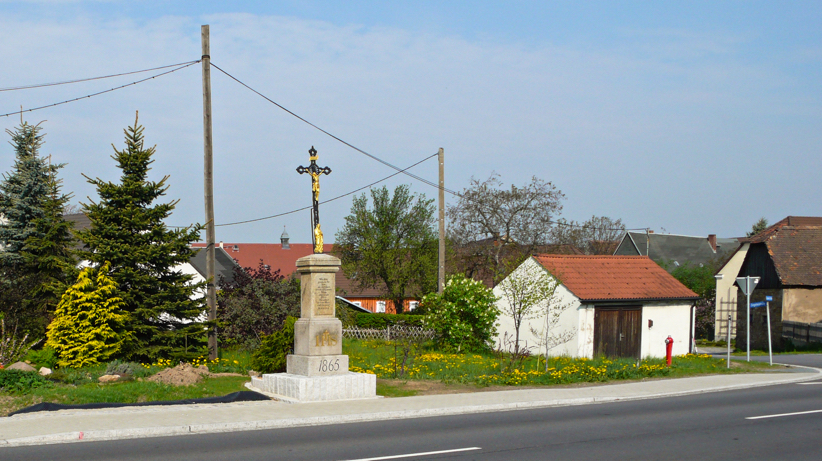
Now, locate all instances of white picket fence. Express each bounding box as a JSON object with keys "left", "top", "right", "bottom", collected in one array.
[{"left": 343, "top": 325, "right": 436, "bottom": 341}]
